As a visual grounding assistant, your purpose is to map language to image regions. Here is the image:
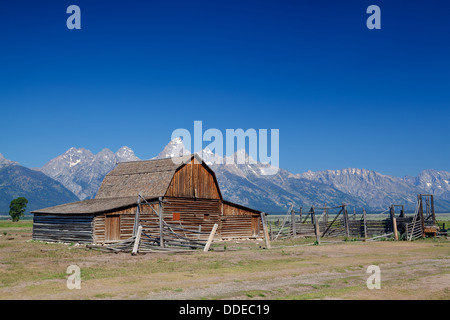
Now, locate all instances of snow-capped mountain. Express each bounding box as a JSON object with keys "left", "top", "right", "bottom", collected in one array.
[
  {"left": 39, "top": 146, "right": 140, "bottom": 200},
  {"left": 30, "top": 139, "right": 450, "bottom": 213},
  {"left": 405, "top": 169, "right": 450, "bottom": 201},
  {"left": 151, "top": 139, "right": 450, "bottom": 212},
  {"left": 296, "top": 168, "right": 424, "bottom": 210},
  {"left": 152, "top": 137, "right": 191, "bottom": 160},
  {"left": 0, "top": 153, "right": 18, "bottom": 169}
]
